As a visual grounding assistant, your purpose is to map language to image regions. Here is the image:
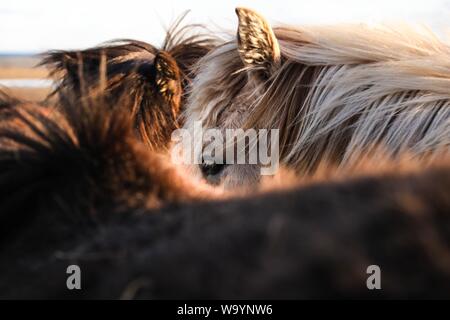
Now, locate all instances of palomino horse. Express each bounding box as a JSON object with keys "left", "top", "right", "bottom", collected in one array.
[
  {"left": 184, "top": 7, "right": 450, "bottom": 187},
  {"left": 42, "top": 13, "right": 217, "bottom": 151}
]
